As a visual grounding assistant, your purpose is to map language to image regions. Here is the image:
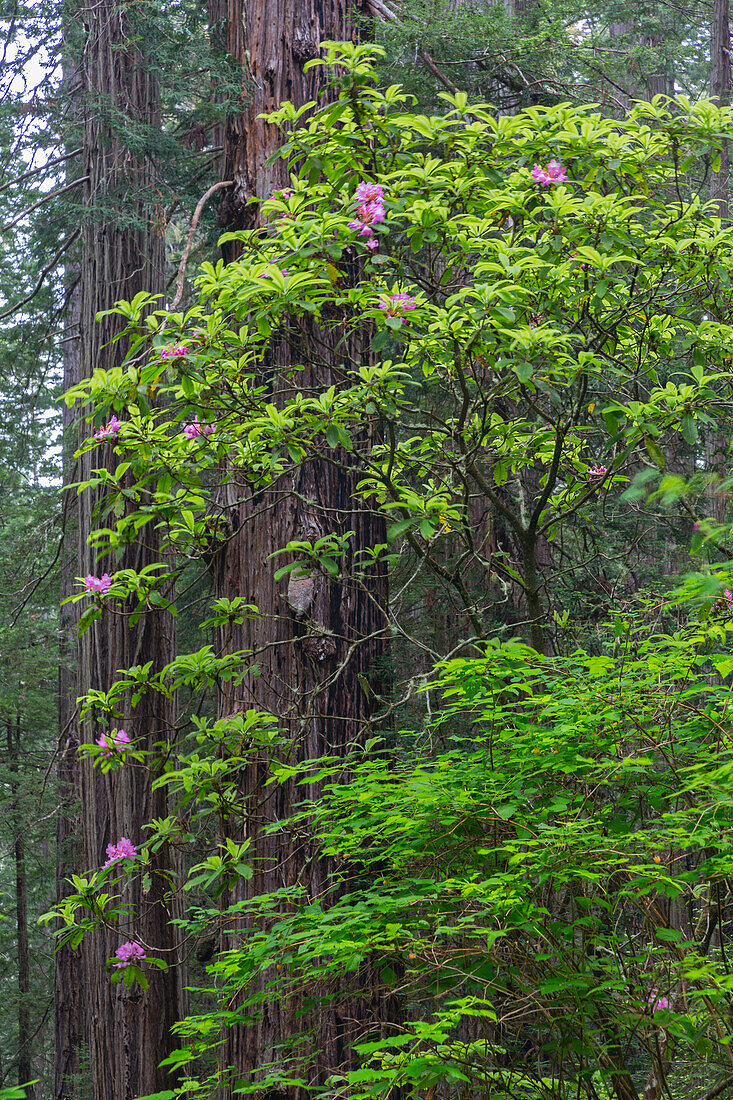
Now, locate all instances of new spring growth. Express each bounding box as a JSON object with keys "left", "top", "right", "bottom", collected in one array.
[{"left": 380, "top": 293, "right": 417, "bottom": 318}]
